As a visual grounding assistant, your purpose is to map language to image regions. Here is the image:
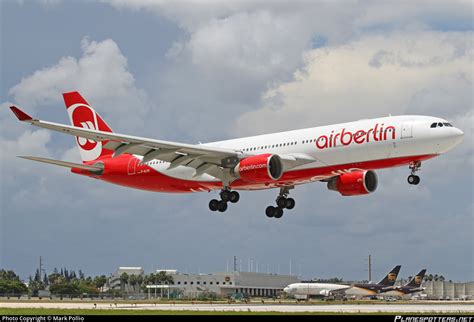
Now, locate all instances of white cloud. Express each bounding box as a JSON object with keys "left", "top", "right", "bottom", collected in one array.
[
  {"left": 233, "top": 31, "right": 473, "bottom": 135},
  {"left": 9, "top": 37, "right": 150, "bottom": 132},
  {"left": 101, "top": 1, "right": 471, "bottom": 141}
]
